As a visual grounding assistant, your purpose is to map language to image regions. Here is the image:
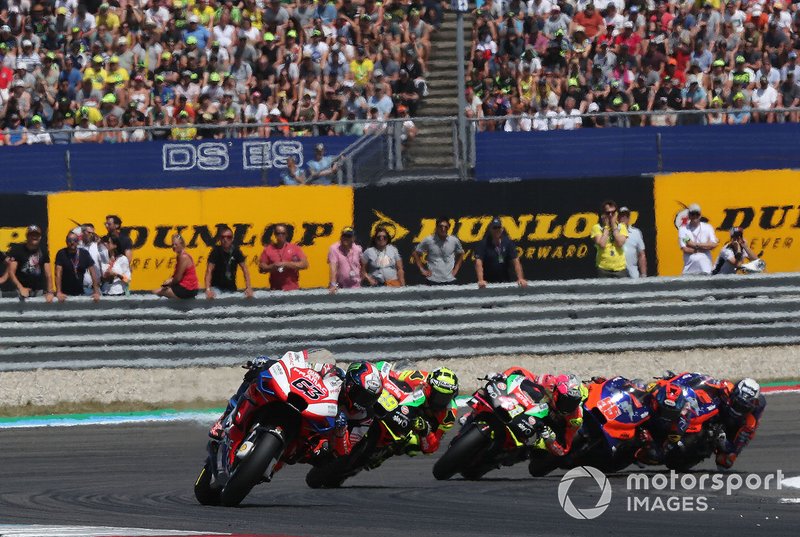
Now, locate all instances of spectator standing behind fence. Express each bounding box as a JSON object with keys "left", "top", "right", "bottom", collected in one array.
[
  {"left": 328, "top": 227, "right": 362, "bottom": 293},
  {"left": 54, "top": 231, "right": 100, "bottom": 303},
  {"left": 205, "top": 226, "right": 254, "bottom": 299},
  {"left": 154, "top": 234, "right": 198, "bottom": 299},
  {"left": 618, "top": 207, "right": 647, "bottom": 278},
  {"left": 99, "top": 235, "right": 130, "bottom": 296},
  {"left": 307, "top": 143, "right": 338, "bottom": 185},
  {"left": 413, "top": 217, "right": 464, "bottom": 285},
  {"left": 104, "top": 215, "right": 133, "bottom": 261},
  {"left": 361, "top": 227, "right": 404, "bottom": 287},
  {"left": 78, "top": 223, "right": 103, "bottom": 296},
  {"left": 590, "top": 201, "right": 629, "bottom": 278},
  {"left": 679, "top": 203, "right": 719, "bottom": 275},
  {"left": 713, "top": 226, "right": 759, "bottom": 275},
  {"left": 258, "top": 224, "right": 308, "bottom": 291},
  {"left": 4, "top": 225, "right": 52, "bottom": 301},
  {"left": 475, "top": 217, "right": 528, "bottom": 289}
]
